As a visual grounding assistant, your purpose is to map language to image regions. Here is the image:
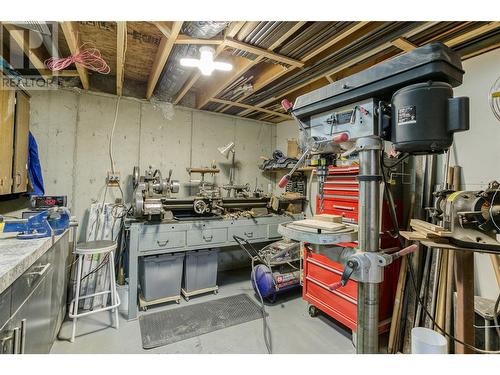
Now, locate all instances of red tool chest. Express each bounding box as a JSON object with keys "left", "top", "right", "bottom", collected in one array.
[{"left": 303, "top": 165, "right": 401, "bottom": 332}]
